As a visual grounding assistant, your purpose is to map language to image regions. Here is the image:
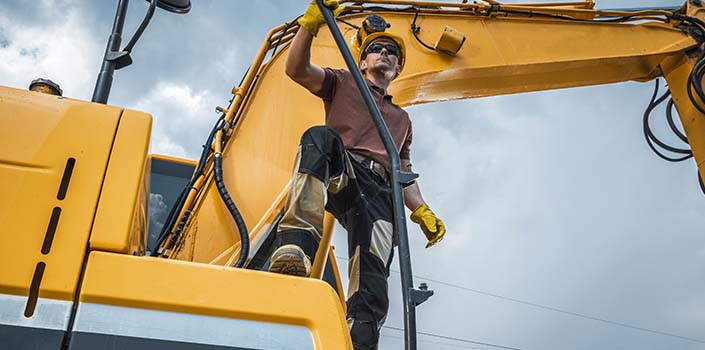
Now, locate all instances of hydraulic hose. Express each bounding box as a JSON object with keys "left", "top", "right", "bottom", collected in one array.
[
  {"left": 213, "top": 129, "right": 249, "bottom": 268},
  {"left": 687, "top": 60, "right": 705, "bottom": 115},
  {"left": 676, "top": 15, "right": 705, "bottom": 114},
  {"left": 150, "top": 184, "right": 188, "bottom": 255},
  {"left": 150, "top": 114, "right": 225, "bottom": 255},
  {"left": 666, "top": 98, "right": 689, "bottom": 144},
  {"left": 642, "top": 79, "right": 693, "bottom": 162}
]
